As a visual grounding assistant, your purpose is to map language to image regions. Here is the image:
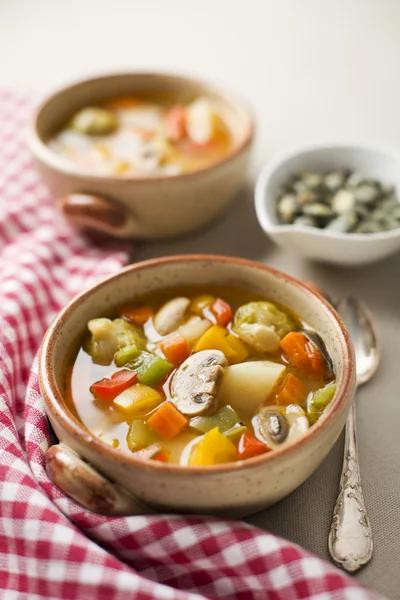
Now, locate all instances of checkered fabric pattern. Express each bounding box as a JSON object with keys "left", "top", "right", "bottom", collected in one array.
[{"left": 0, "top": 89, "right": 384, "bottom": 600}]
